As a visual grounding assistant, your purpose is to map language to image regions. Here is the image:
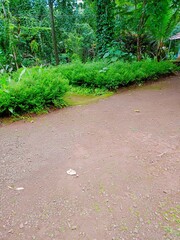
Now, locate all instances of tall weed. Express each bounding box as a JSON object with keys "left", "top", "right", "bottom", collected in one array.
[{"left": 0, "top": 68, "right": 68, "bottom": 116}]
